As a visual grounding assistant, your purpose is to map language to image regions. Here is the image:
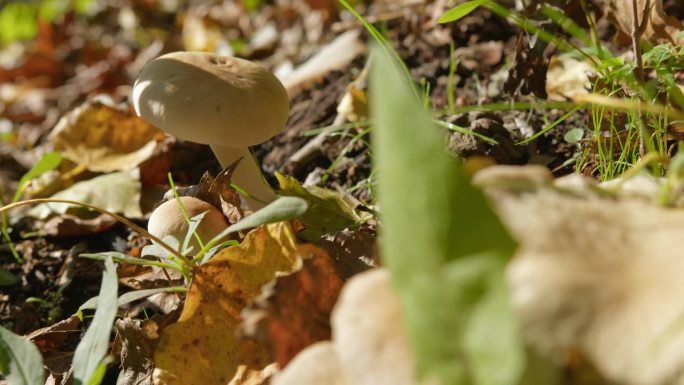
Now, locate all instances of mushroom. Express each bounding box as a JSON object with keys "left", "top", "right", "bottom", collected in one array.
[
  {"left": 147, "top": 196, "right": 228, "bottom": 255},
  {"left": 132, "top": 52, "right": 289, "bottom": 209}
]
